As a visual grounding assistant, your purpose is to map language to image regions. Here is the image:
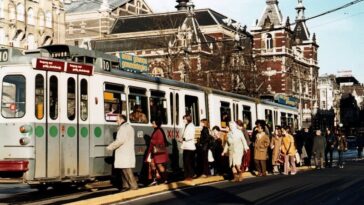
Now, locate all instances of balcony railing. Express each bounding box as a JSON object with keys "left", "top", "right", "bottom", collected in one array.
[{"left": 255, "top": 47, "right": 318, "bottom": 65}]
